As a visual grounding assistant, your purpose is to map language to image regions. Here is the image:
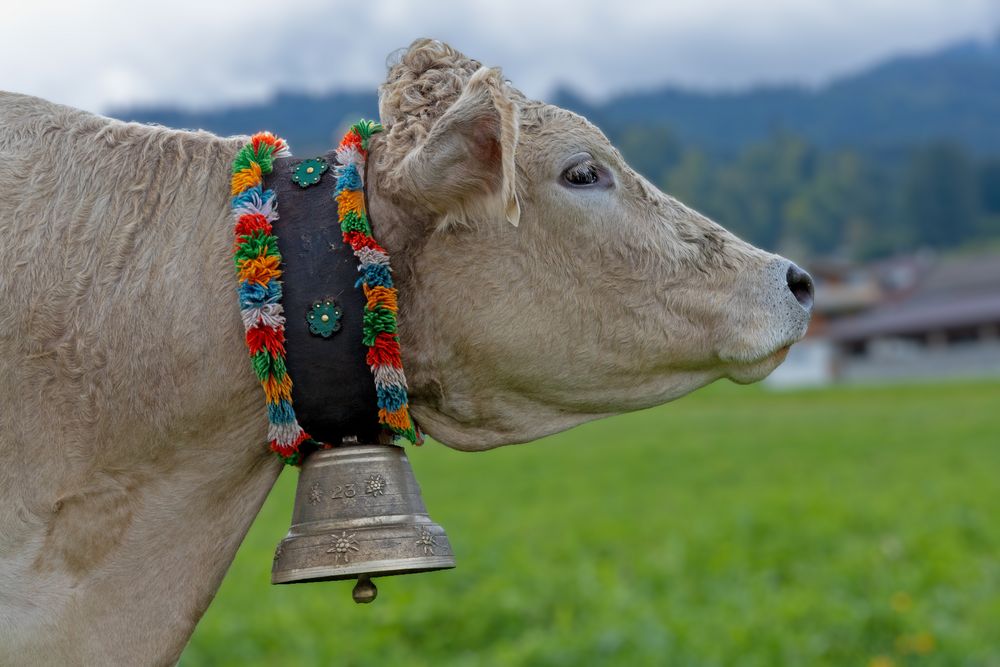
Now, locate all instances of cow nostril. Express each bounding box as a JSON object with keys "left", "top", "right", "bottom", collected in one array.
[{"left": 786, "top": 263, "right": 814, "bottom": 311}]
